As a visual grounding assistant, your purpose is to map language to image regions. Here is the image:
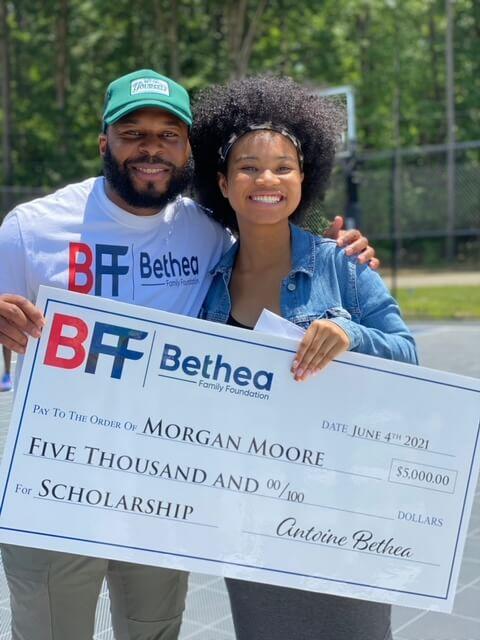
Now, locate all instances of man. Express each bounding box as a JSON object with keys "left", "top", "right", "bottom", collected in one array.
[{"left": 0, "top": 69, "right": 377, "bottom": 640}]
